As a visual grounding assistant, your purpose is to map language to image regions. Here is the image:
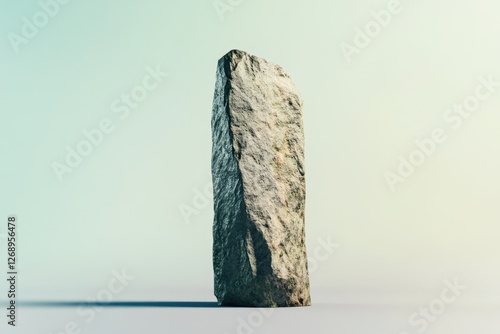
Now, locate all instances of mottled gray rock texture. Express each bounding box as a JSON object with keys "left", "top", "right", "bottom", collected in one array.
[{"left": 211, "top": 50, "right": 310, "bottom": 307}]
